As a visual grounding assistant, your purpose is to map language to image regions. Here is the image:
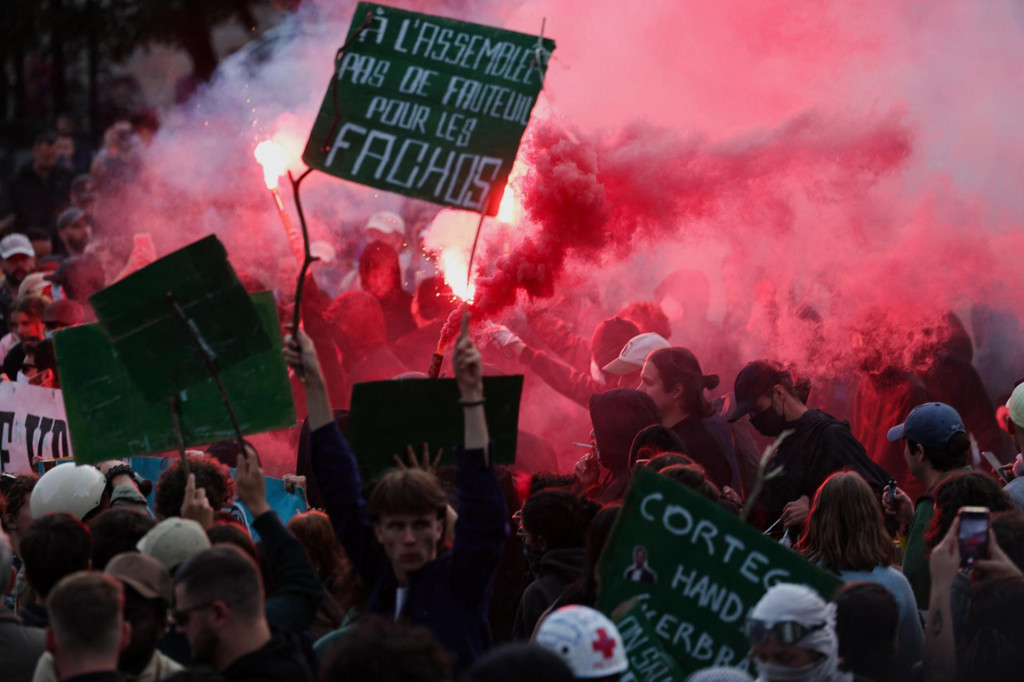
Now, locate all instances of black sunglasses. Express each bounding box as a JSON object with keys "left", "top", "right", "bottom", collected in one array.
[
  {"left": 172, "top": 601, "right": 218, "bottom": 628},
  {"left": 744, "top": 619, "right": 826, "bottom": 646}
]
